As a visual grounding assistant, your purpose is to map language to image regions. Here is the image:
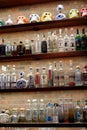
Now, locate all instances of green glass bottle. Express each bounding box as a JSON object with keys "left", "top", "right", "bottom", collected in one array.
[
  {"left": 75, "top": 29, "right": 81, "bottom": 51},
  {"left": 81, "top": 28, "right": 87, "bottom": 50}
]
